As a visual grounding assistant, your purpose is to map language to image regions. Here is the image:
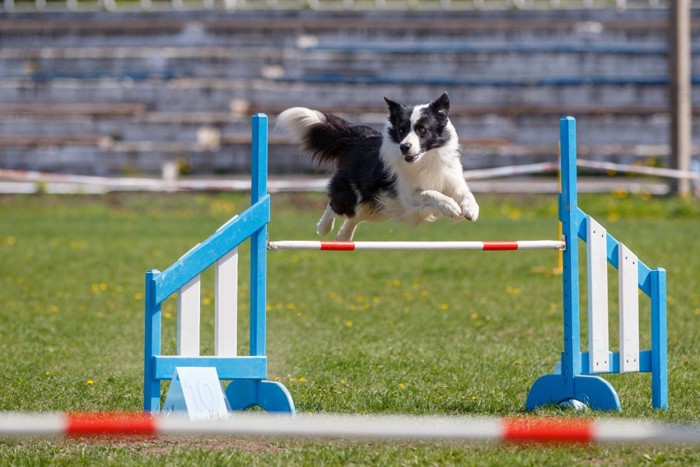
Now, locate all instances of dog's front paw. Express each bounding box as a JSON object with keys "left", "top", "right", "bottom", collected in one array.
[
  {"left": 461, "top": 199, "right": 480, "bottom": 222},
  {"left": 440, "top": 198, "right": 463, "bottom": 218}
]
